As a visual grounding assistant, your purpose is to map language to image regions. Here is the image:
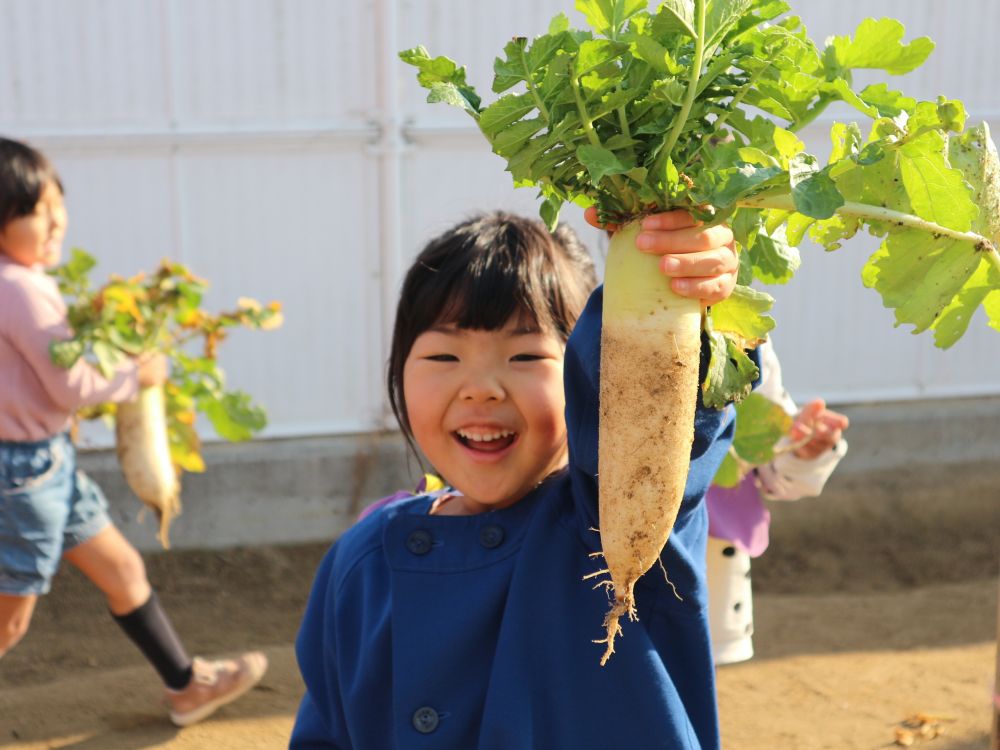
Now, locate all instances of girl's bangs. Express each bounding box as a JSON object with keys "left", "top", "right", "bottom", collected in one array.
[
  {"left": 423, "top": 247, "right": 553, "bottom": 334},
  {"left": 432, "top": 278, "right": 541, "bottom": 333}
]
